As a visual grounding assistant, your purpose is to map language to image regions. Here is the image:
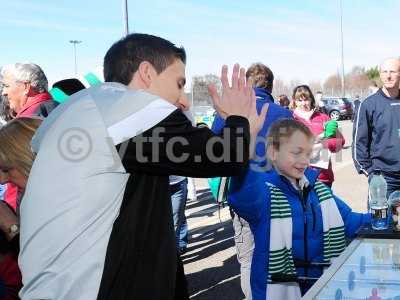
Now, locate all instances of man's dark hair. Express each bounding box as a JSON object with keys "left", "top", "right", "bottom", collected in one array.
[{"left": 103, "top": 33, "right": 186, "bottom": 85}]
